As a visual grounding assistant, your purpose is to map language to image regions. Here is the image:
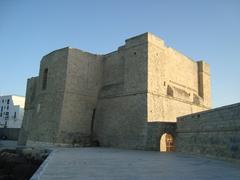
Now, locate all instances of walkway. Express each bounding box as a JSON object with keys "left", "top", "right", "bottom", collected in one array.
[{"left": 32, "top": 148, "right": 240, "bottom": 180}]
